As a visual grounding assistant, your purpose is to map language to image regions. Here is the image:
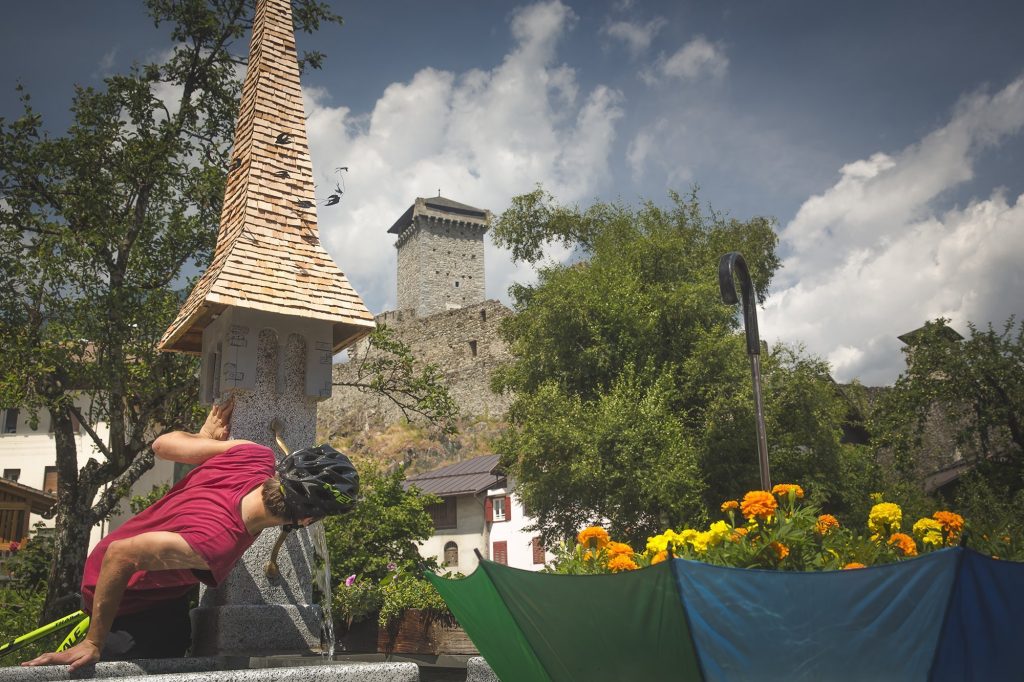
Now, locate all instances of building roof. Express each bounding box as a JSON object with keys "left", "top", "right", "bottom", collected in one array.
[
  {"left": 158, "top": 0, "right": 374, "bottom": 355},
  {"left": 897, "top": 322, "right": 964, "bottom": 346},
  {"left": 387, "top": 196, "right": 491, "bottom": 235},
  {"left": 403, "top": 454, "right": 503, "bottom": 497},
  {"left": 0, "top": 477, "right": 57, "bottom": 514}
]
